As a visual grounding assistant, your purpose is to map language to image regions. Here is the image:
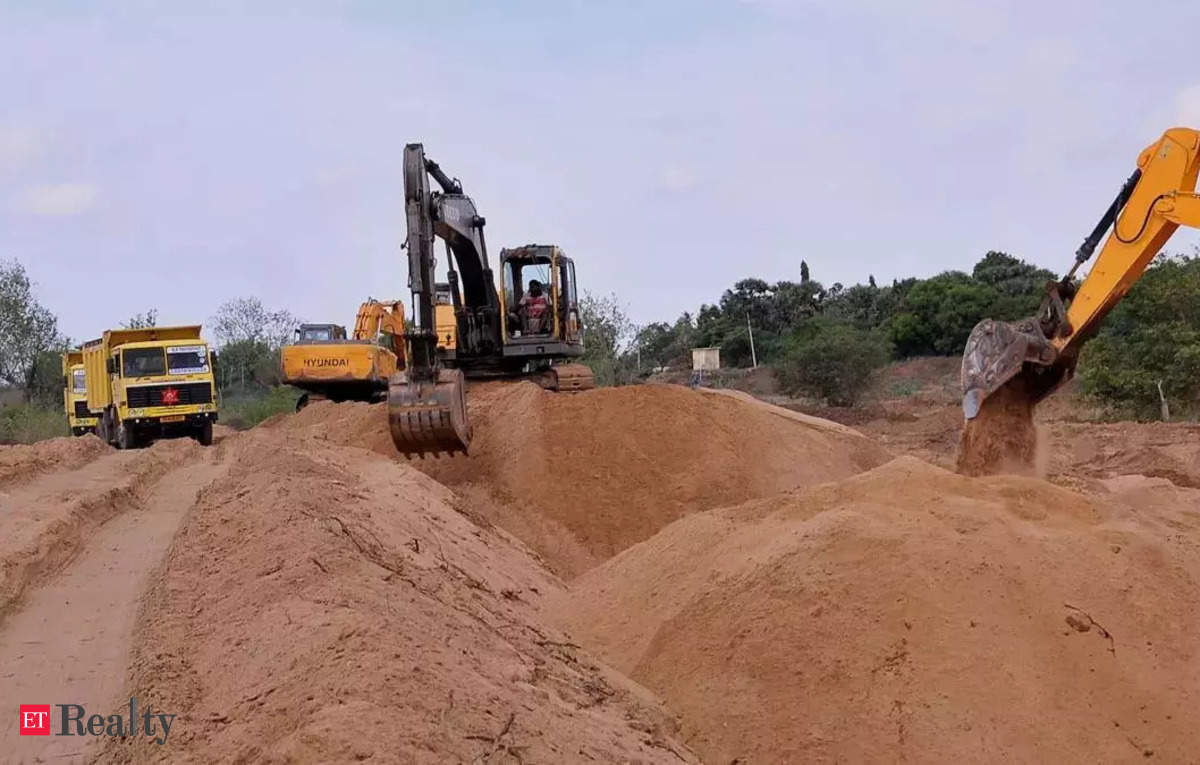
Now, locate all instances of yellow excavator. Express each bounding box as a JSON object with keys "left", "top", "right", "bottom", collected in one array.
[
  {"left": 281, "top": 299, "right": 407, "bottom": 410},
  {"left": 387, "top": 143, "right": 594, "bottom": 456},
  {"left": 962, "top": 126, "right": 1200, "bottom": 417}
]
